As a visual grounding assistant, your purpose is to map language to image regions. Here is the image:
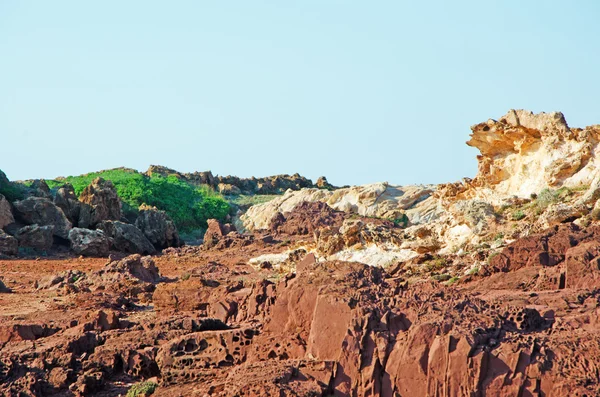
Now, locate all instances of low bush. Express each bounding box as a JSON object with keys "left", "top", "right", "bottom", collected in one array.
[
  {"left": 512, "top": 209, "right": 525, "bottom": 221},
  {"left": 126, "top": 381, "right": 157, "bottom": 397}
]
